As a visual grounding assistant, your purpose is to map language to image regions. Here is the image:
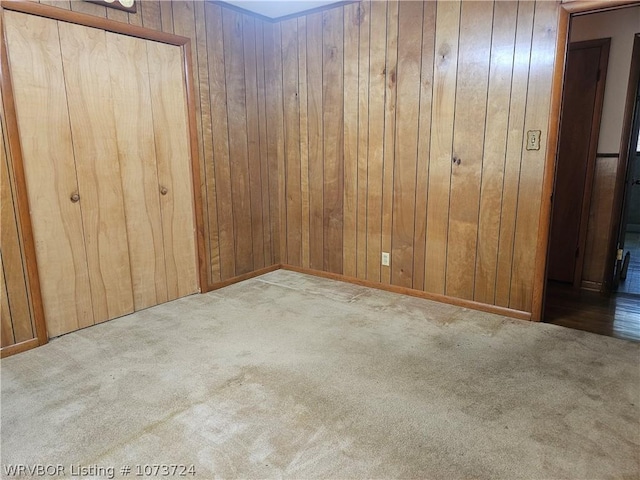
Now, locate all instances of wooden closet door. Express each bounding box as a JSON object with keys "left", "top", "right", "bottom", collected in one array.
[
  {"left": 58, "top": 22, "right": 134, "bottom": 323},
  {"left": 106, "top": 32, "right": 169, "bottom": 310},
  {"left": 146, "top": 41, "right": 198, "bottom": 300},
  {"left": 4, "top": 11, "right": 94, "bottom": 337}
]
